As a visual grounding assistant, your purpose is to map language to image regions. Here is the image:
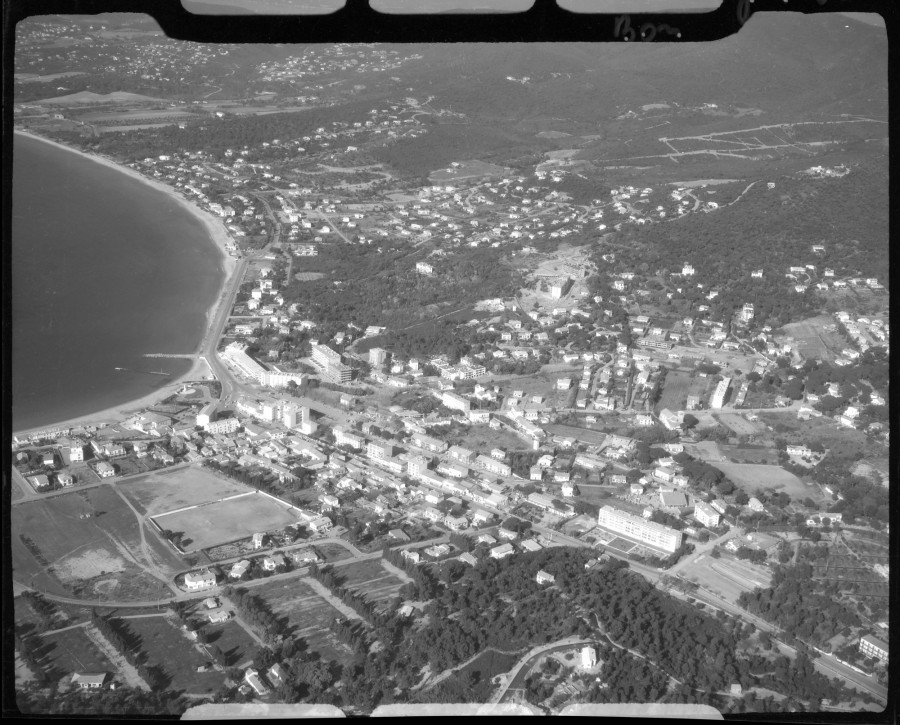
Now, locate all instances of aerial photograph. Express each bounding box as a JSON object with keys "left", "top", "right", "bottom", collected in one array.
[{"left": 8, "top": 4, "right": 891, "bottom": 718}]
